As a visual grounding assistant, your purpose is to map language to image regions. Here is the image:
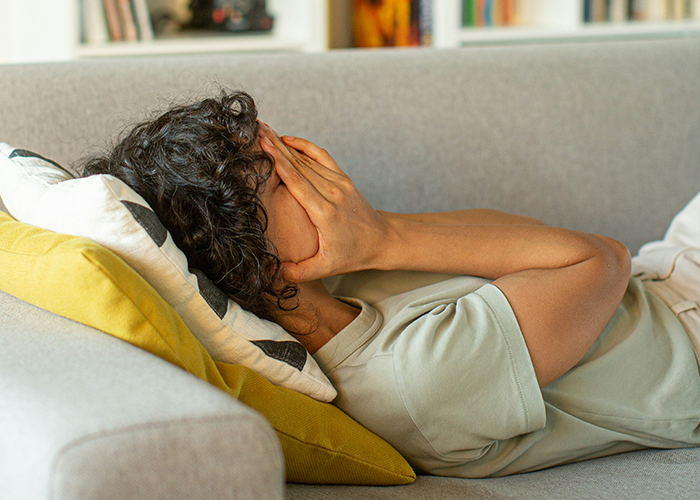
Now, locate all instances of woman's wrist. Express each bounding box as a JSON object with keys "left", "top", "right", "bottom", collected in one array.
[{"left": 371, "top": 215, "right": 430, "bottom": 272}]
